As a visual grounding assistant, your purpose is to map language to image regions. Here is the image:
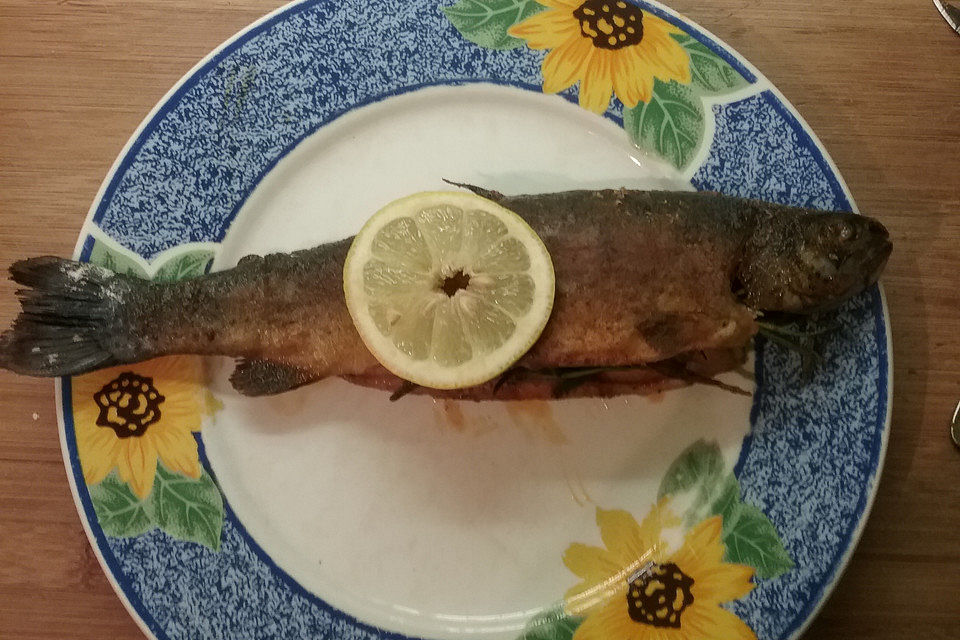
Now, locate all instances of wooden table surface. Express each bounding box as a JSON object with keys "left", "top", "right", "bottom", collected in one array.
[{"left": 1, "top": 1, "right": 959, "bottom": 638}]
